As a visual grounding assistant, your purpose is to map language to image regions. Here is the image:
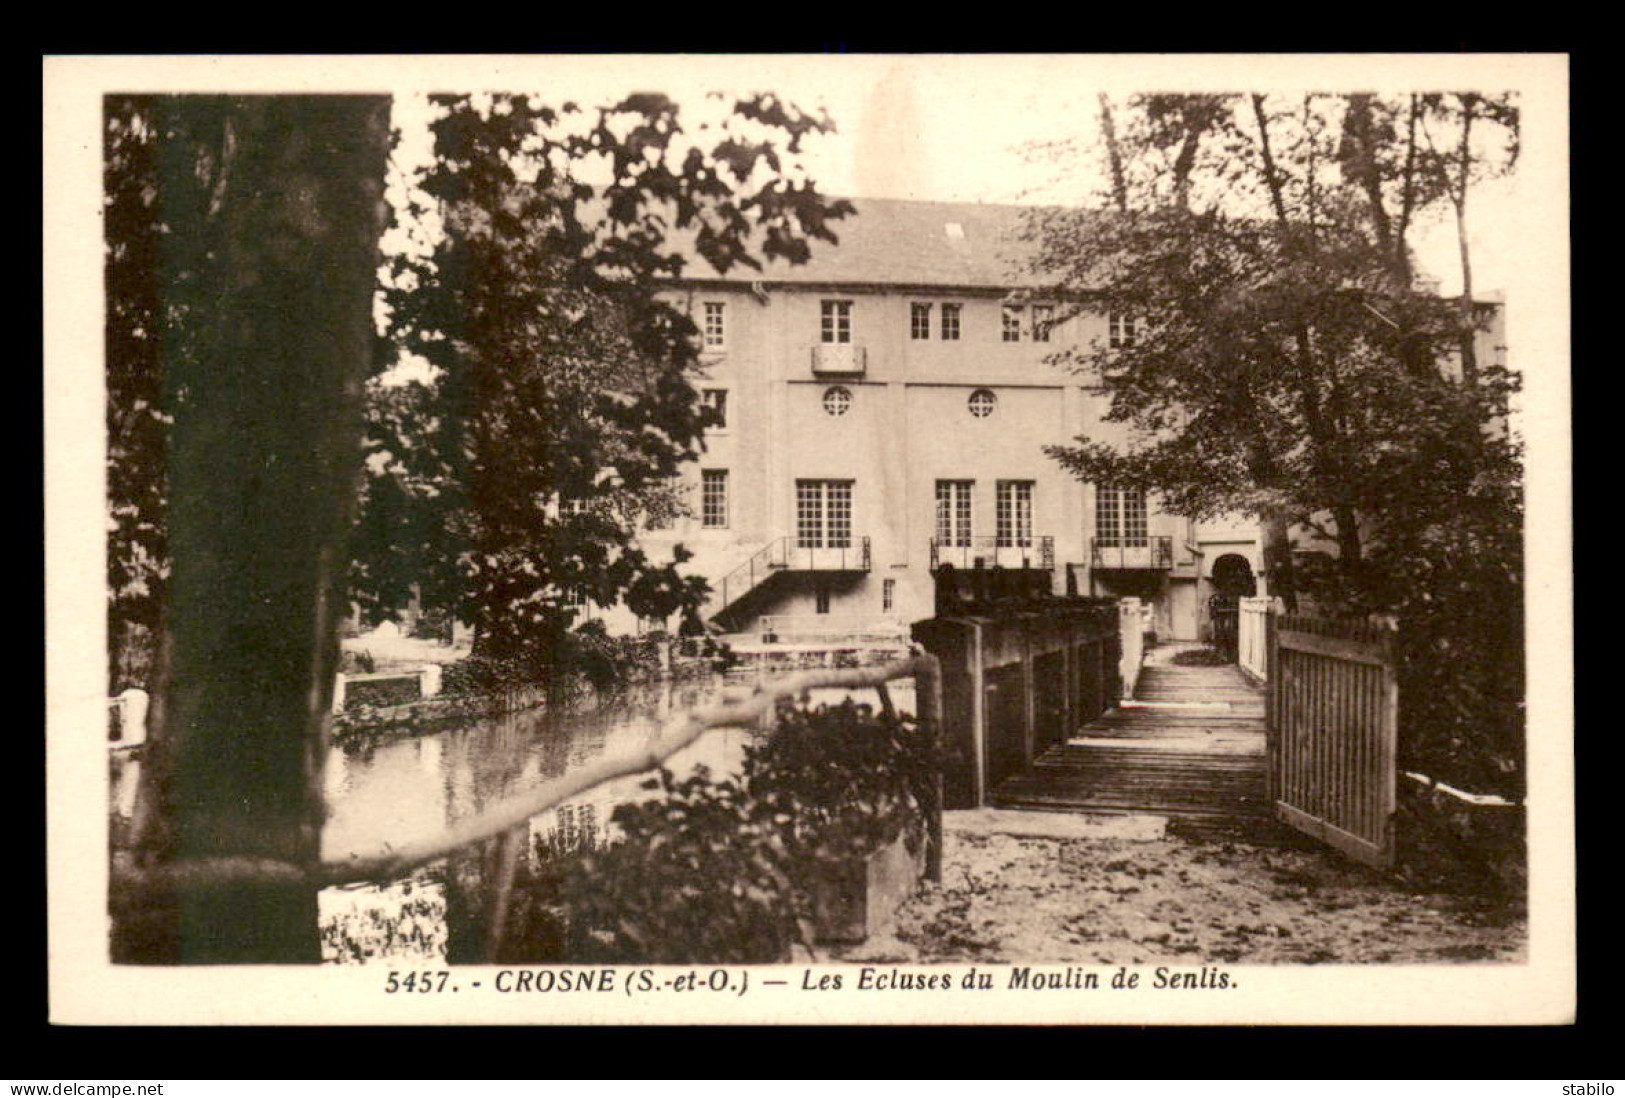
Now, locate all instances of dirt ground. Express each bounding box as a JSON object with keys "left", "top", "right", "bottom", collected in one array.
[{"left": 831, "top": 829, "right": 1526, "bottom": 965}]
